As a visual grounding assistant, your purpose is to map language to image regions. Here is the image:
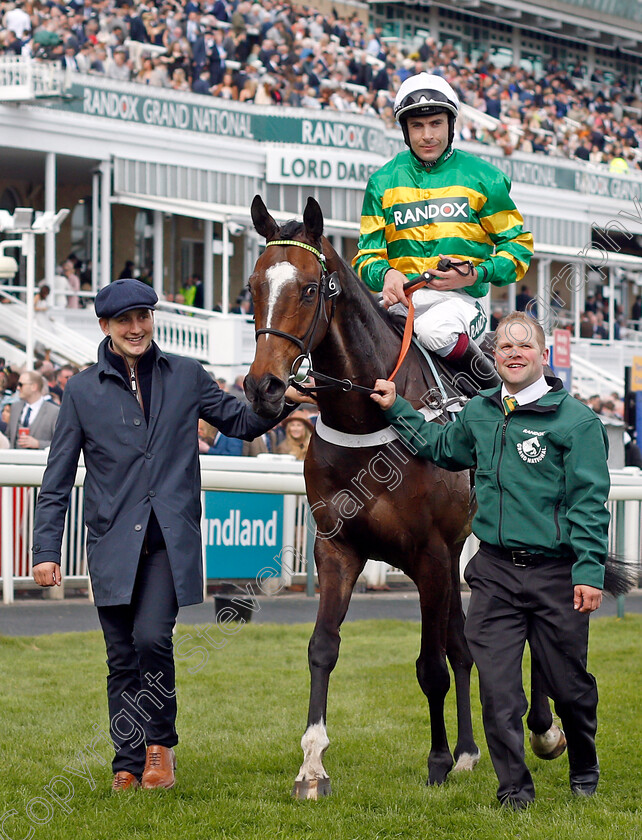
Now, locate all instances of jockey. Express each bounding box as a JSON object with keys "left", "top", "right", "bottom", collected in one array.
[{"left": 353, "top": 73, "right": 534, "bottom": 393}]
